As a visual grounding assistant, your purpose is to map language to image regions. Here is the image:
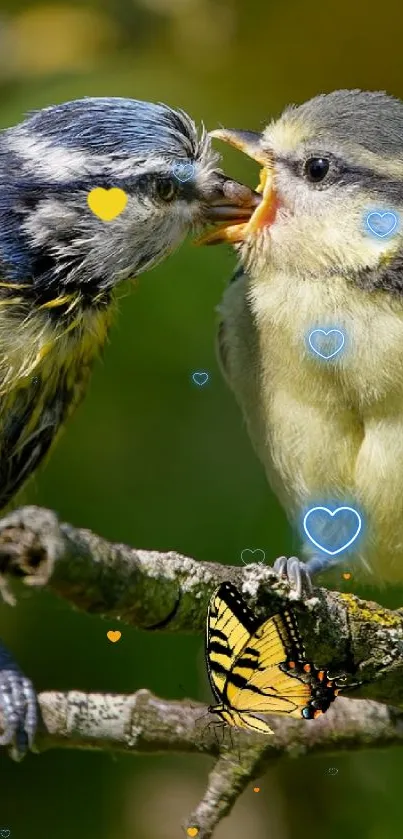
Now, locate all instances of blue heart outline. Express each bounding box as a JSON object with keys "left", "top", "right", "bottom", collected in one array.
[
  {"left": 303, "top": 505, "right": 362, "bottom": 556},
  {"left": 172, "top": 161, "right": 195, "bottom": 183},
  {"left": 308, "top": 328, "right": 345, "bottom": 360},
  {"left": 365, "top": 210, "right": 398, "bottom": 238},
  {"left": 192, "top": 371, "right": 209, "bottom": 386}
]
